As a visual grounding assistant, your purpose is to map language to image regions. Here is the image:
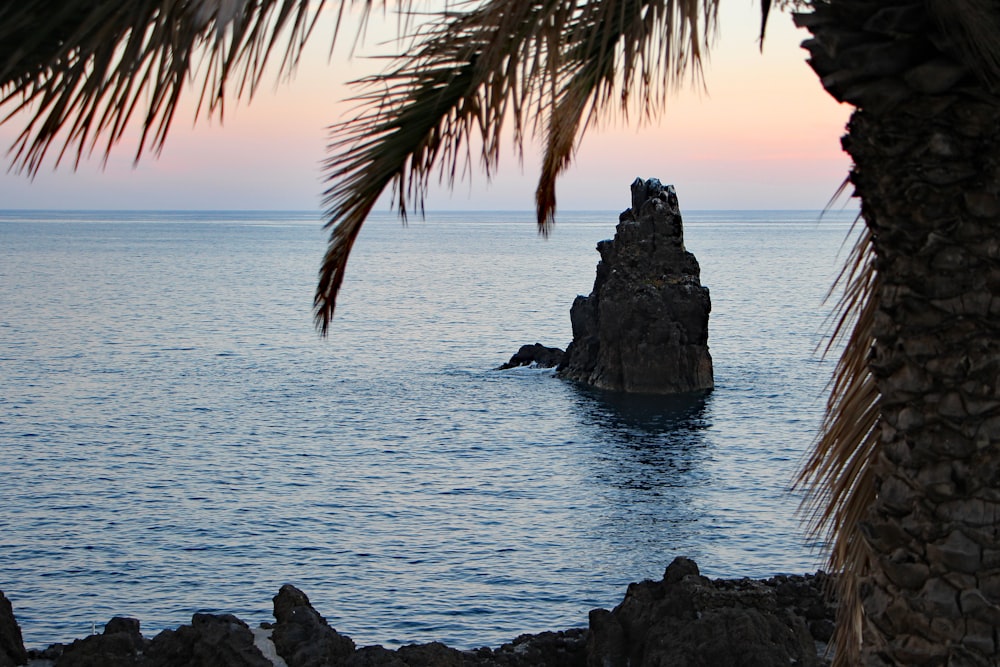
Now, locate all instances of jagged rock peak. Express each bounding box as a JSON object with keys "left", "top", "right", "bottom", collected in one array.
[{"left": 626, "top": 177, "right": 678, "bottom": 221}]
